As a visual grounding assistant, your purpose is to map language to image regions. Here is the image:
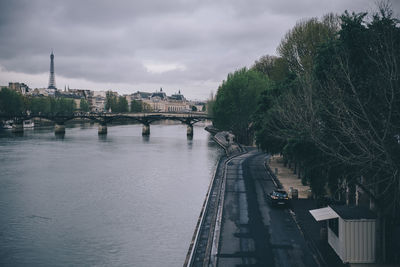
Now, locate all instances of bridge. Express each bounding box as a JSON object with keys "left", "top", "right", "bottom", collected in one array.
[{"left": 2, "top": 112, "right": 211, "bottom": 136}]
